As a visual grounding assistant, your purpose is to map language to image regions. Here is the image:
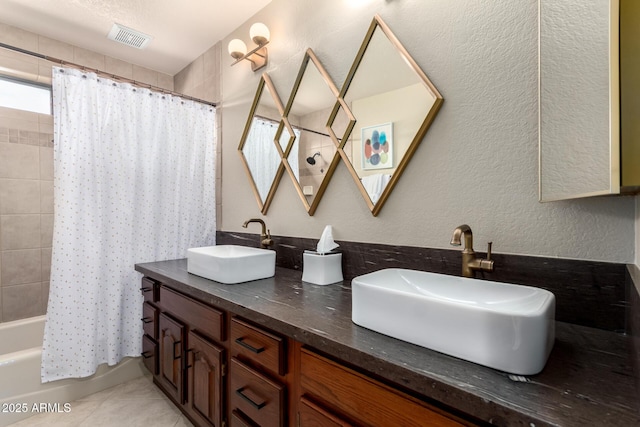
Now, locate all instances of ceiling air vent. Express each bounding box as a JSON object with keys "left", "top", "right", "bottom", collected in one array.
[{"left": 107, "top": 24, "right": 152, "bottom": 49}]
